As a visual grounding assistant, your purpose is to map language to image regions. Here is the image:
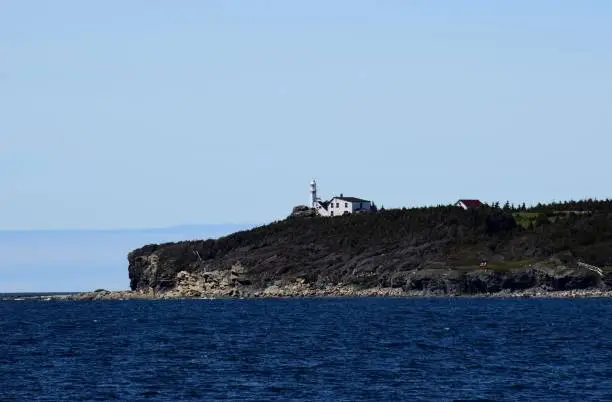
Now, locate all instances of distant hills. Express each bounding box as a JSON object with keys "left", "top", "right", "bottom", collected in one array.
[{"left": 0, "top": 224, "right": 257, "bottom": 293}]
